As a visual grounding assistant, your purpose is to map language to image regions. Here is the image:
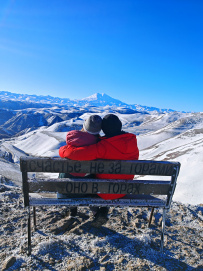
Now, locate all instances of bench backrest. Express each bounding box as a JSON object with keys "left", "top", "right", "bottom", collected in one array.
[{"left": 20, "top": 157, "right": 180, "bottom": 208}]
